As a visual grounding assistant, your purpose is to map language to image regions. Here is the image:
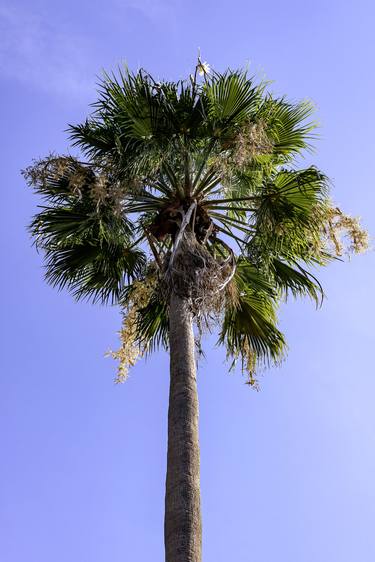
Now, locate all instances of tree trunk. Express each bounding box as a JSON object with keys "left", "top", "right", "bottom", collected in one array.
[{"left": 164, "top": 291, "right": 202, "bottom": 562}]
